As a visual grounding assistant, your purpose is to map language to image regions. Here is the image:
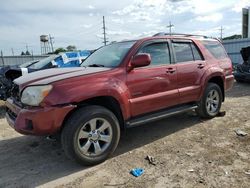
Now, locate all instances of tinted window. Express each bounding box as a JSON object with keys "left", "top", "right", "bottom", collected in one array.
[
  {"left": 173, "top": 42, "right": 194, "bottom": 63},
  {"left": 138, "top": 42, "right": 170, "bottom": 66},
  {"left": 202, "top": 41, "right": 227, "bottom": 59},
  {"left": 191, "top": 43, "right": 204, "bottom": 61}
]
